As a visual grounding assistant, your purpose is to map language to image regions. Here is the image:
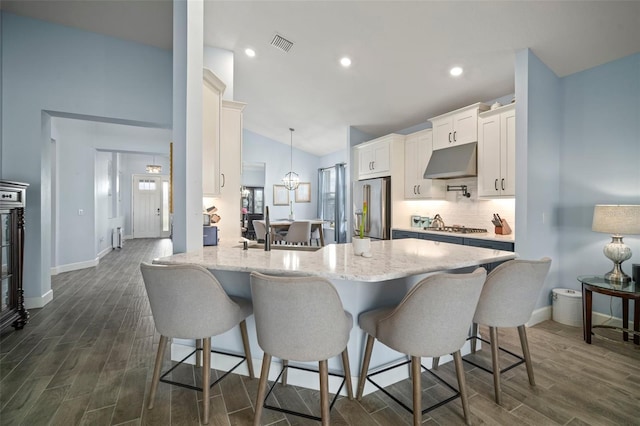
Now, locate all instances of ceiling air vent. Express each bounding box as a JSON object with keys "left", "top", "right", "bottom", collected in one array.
[{"left": 270, "top": 33, "right": 294, "bottom": 53}]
